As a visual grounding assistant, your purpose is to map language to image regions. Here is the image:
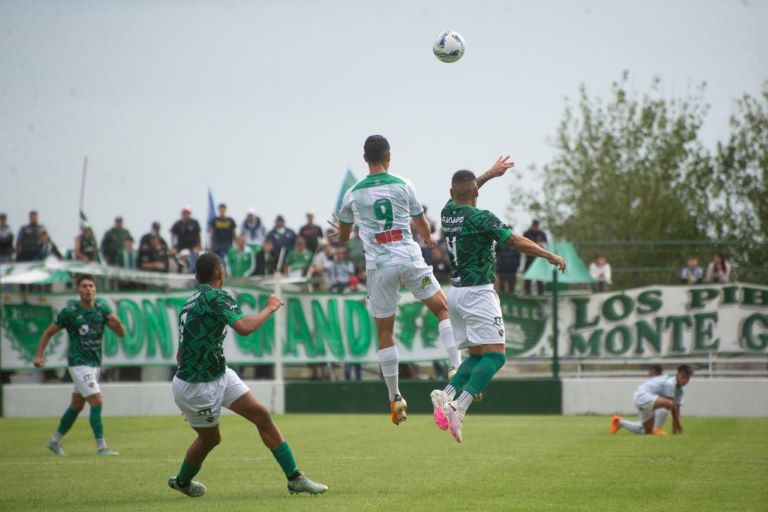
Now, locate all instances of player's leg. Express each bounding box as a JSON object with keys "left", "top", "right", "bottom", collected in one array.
[
  {"left": 169, "top": 425, "right": 219, "bottom": 497},
  {"left": 84, "top": 392, "right": 117, "bottom": 455},
  {"left": 47, "top": 392, "right": 85, "bottom": 455},
  {"left": 650, "top": 396, "right": 674, "bottom": 435},
  {"left": 226, "top": 375, "right": 327, "bottom": 495}
]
